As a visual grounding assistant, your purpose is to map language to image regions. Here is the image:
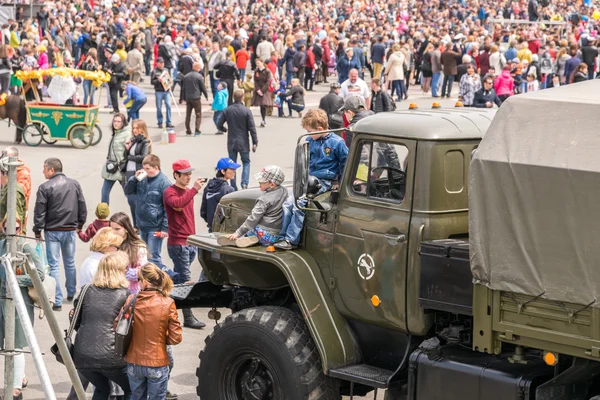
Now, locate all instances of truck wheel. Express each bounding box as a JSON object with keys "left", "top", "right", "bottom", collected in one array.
[{"left": 197, "top": 306, "right": 340, "bottom": 400}]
